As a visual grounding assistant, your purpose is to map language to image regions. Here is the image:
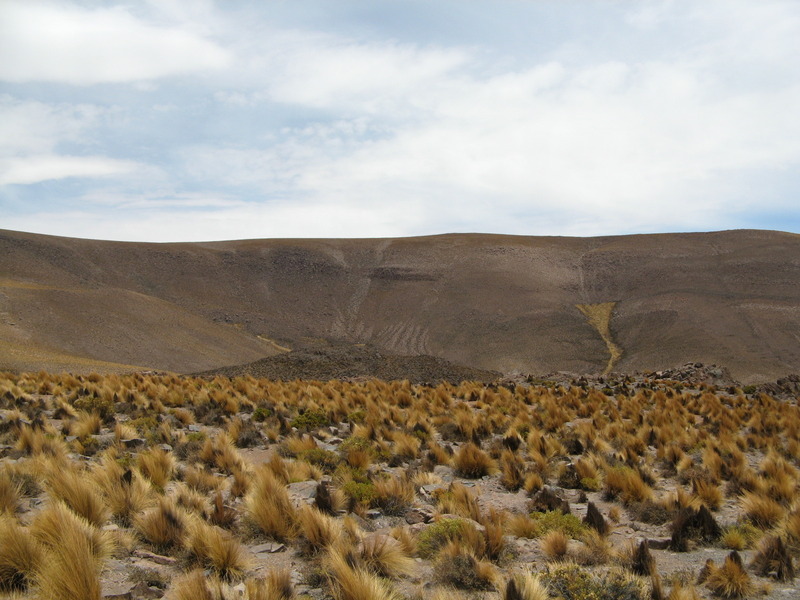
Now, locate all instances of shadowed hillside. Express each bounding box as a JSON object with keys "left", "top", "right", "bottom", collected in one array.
[{"left": 1, "top": 229, "right": 798, "bottom": 382}]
